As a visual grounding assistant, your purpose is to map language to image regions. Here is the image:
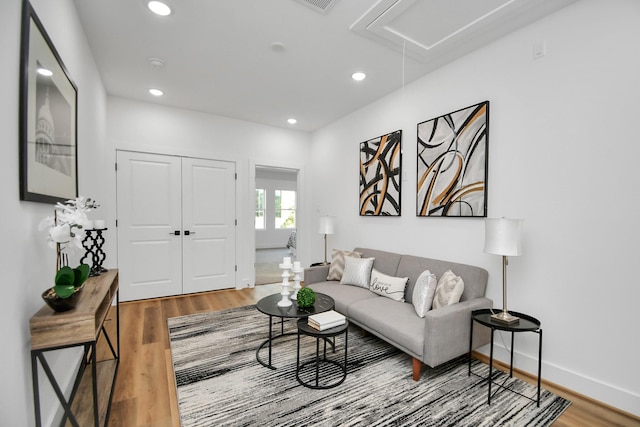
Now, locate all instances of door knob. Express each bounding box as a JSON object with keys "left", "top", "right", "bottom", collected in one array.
[
  {"left": 185, "top": 230, "right": 195, "bottom": 236},
  {"left": 171, "top": 230, "right": 181, "bottom": 235}
]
